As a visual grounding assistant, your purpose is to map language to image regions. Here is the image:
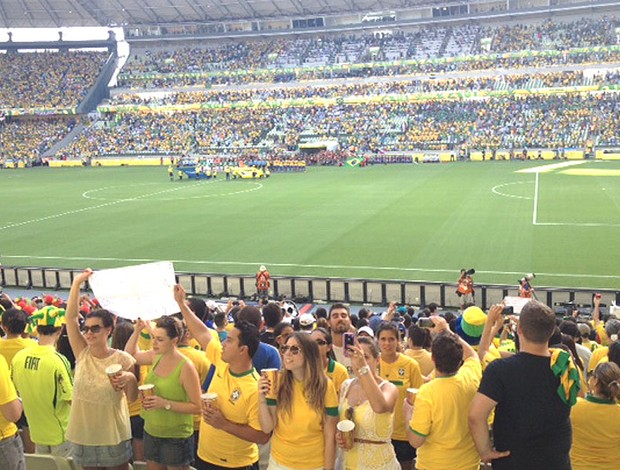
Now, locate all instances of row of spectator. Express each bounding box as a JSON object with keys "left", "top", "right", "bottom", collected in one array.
[{"left": 110, "top": 70, "right": 620, "bottom": 106}]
